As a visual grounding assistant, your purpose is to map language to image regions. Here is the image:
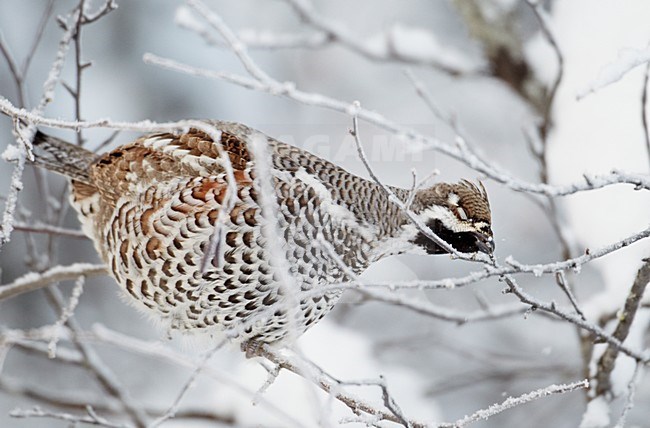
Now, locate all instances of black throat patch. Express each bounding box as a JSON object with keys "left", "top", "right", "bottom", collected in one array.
[{"left": 412, "top": 219, "right": 483, "bottom": 254}]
